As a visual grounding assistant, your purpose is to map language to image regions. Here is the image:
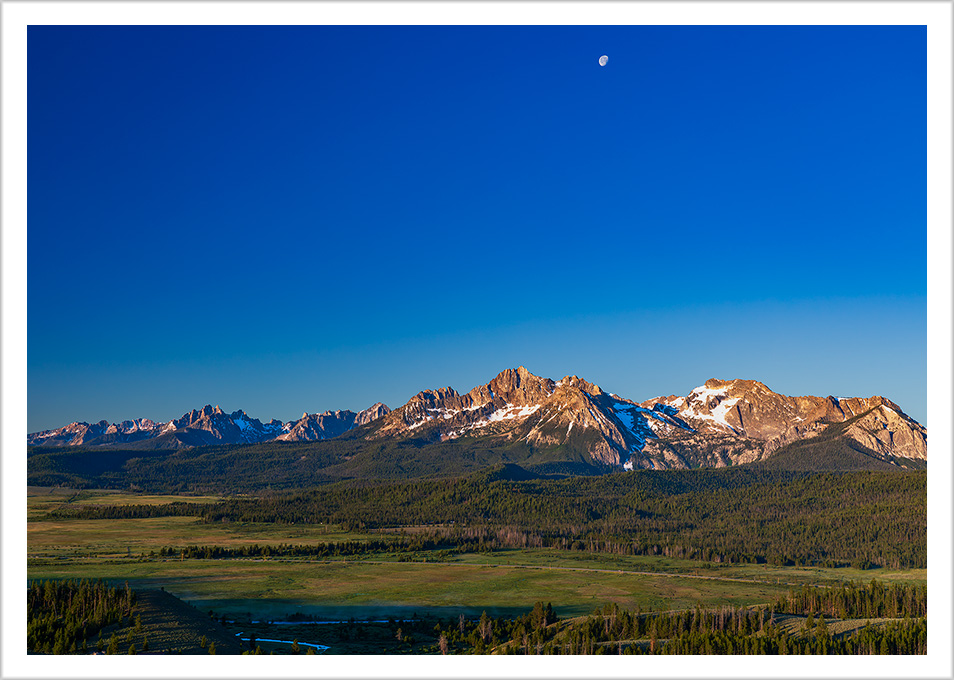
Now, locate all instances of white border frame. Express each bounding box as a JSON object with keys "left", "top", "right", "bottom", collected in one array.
[{"left": 3, "top": 2, "right": 951, "bottom": 678}]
